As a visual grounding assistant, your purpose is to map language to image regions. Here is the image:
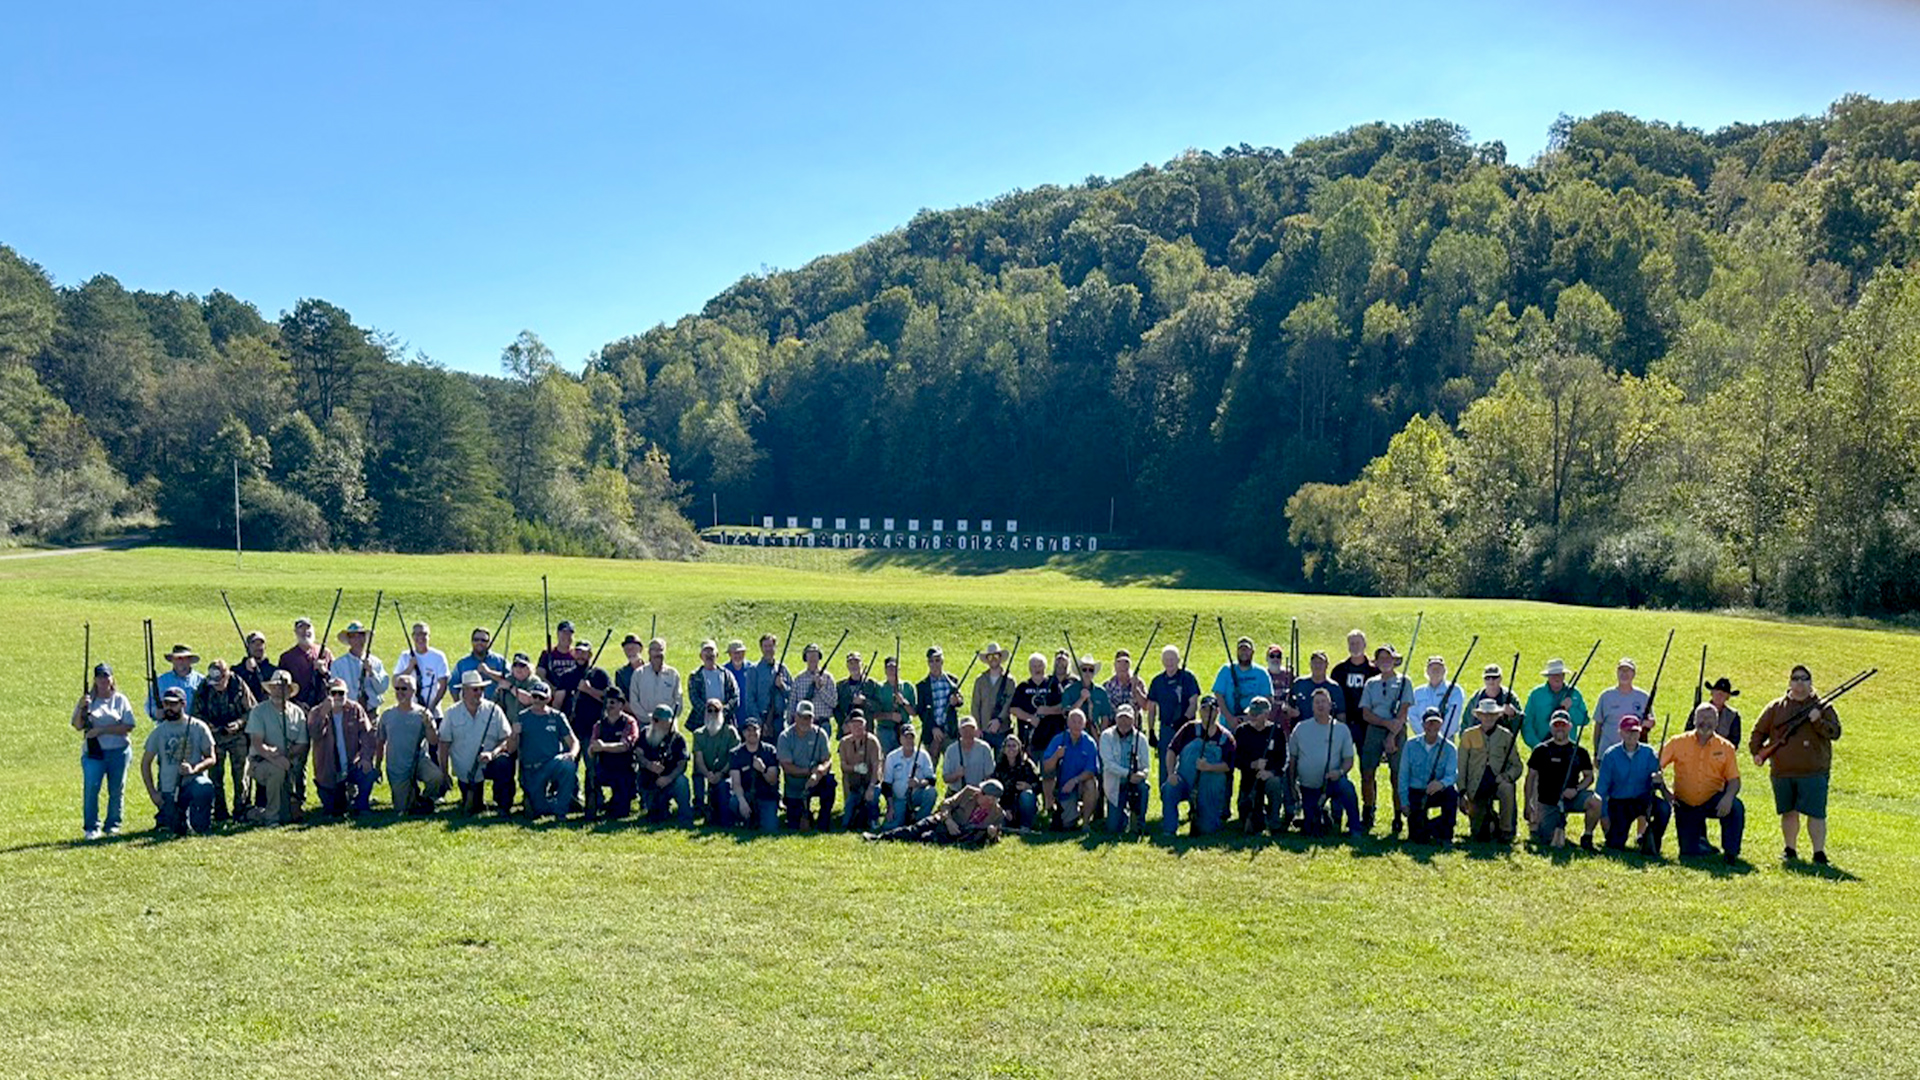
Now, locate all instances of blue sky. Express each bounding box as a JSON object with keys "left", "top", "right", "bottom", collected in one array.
[{"left": 5, "top": 0, "right": 1919, "bottom": 374}]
